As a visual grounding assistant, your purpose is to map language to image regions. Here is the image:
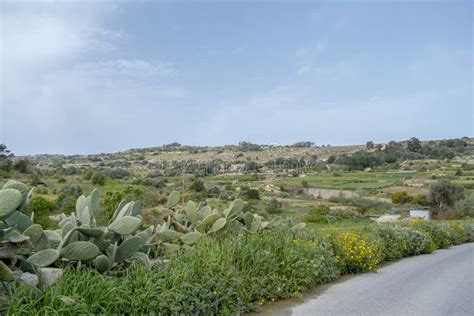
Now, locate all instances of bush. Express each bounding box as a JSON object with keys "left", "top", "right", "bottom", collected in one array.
[
  {"left": 190, "top": 178, "right": 206, "bottom": 192},
  {"left": 27, "top": 196, "right": 55, "bottom": 229},
  {"left": 91, "top": 172, "right": 107, "bottom": 186},
  {"left": 461, "top": 223, "right": 474, "bottom": 242},
  {"left": 56, "top": 184, "right": 83, "bottom": 214},
  {"left": 375, "top": 225, "right": 431, "bottom": 261},
  {"left": 412, "top": 194, "right": 429, "bottom": 206},
  {"left": 329, "top": 231, "right": 383, "bottom": 273},
  {"left": 7, "top": 229, "right": 338, "bottom": 314},
  {"left": 446, "top": 222, "right": 469, "bottom": 245},
  {"left": 265, "top": 198, "right": 283, "bottom": 214},
  {"left": 304, "top": 205, "right": 330, "bottom": 223},
  {"left": 406, "top": 219, "right": 452, "bottom": 249},
  {"left": 391, "top": 191, "right": 412, "bottom": 204},
  {"left": 454, "top": 197, "right": 474, "bottom": 216},
  {"left": 241, "top": 189, "right": 260, "bottom": 200}
]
